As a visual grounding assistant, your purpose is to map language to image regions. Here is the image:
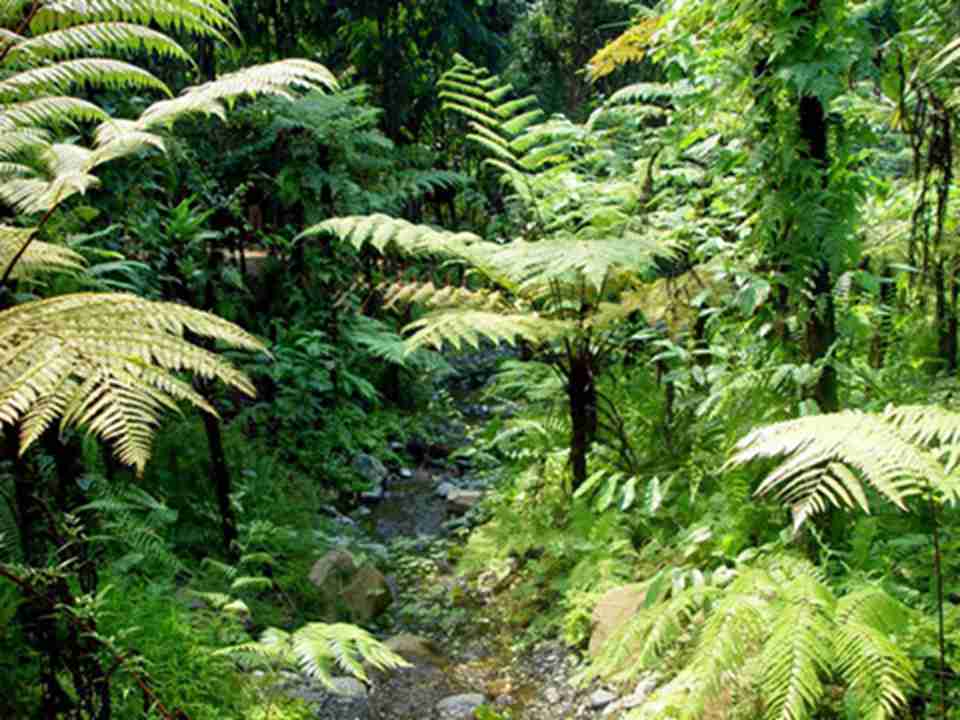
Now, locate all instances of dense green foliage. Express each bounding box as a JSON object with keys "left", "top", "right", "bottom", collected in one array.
[{"left": 4, "top": 0, "right": 960, "bottom": 719}]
